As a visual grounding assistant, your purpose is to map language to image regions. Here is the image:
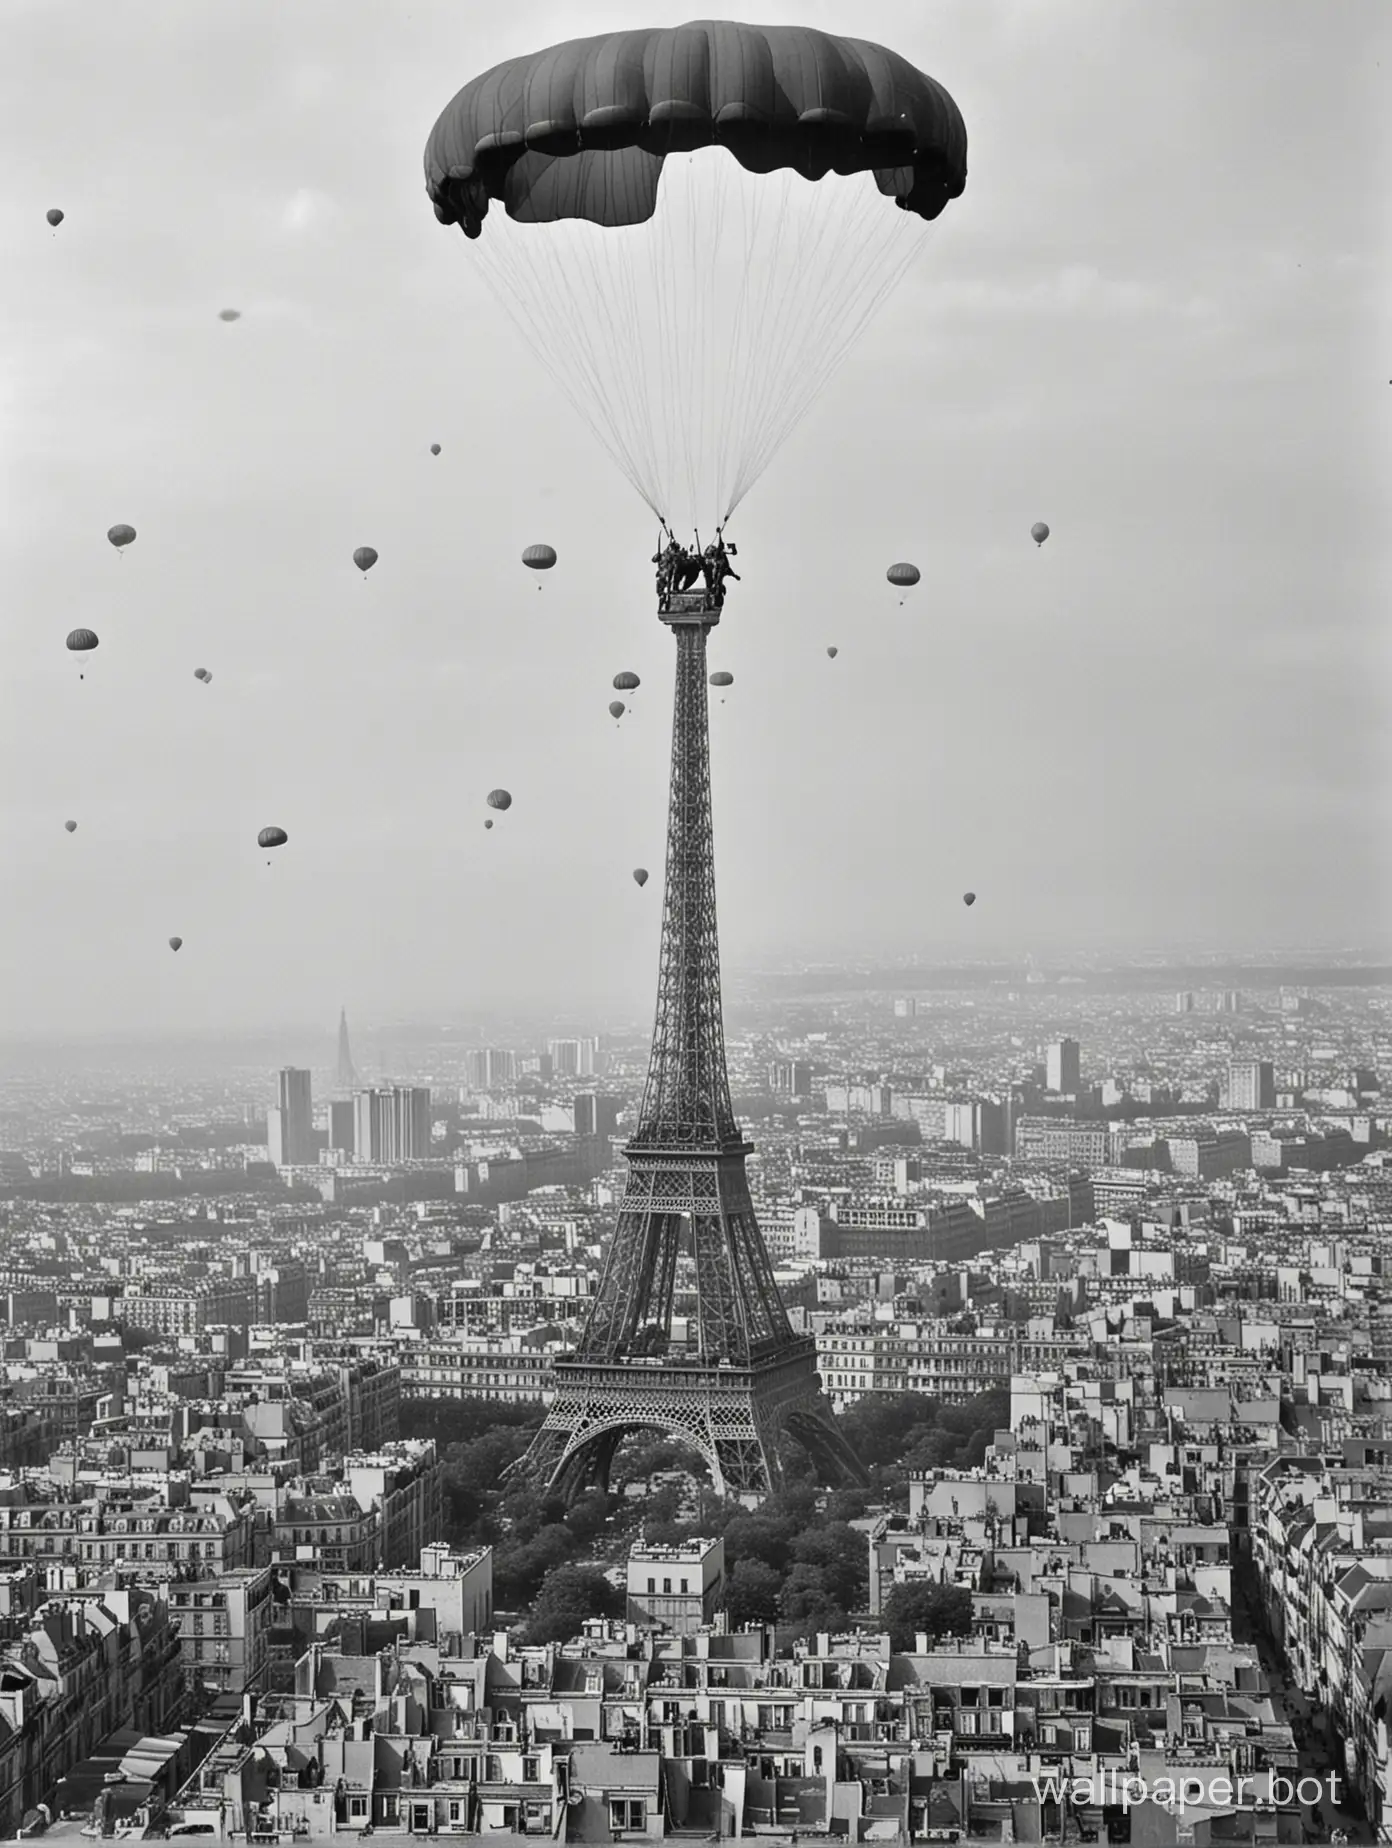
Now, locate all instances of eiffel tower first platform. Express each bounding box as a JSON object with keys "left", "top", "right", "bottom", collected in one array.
[{"left": 519, "top": 576, "right": 866, "bottom": 1505}]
